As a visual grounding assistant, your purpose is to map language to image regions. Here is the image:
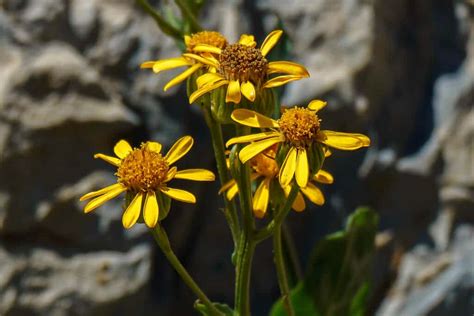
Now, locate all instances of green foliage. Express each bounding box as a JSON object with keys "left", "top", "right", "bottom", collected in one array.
[
  {"left": 194, "top": 301, "right": 234, "bottom": 316},
  {"left": 271, "top": 207, "right": 378, "bottom": 316}
]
